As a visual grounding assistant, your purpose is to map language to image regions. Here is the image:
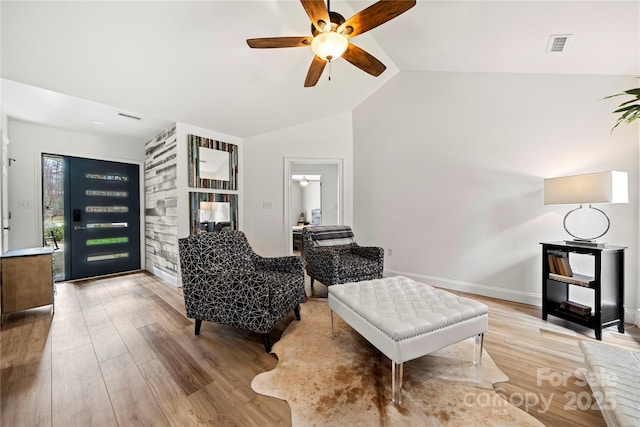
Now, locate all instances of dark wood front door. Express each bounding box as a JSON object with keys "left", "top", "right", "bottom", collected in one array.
[{"left": 67, "top": 156, "right": 140, "bottom": 280}]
